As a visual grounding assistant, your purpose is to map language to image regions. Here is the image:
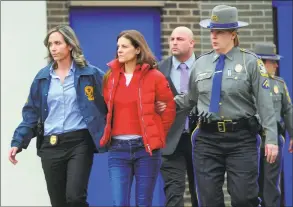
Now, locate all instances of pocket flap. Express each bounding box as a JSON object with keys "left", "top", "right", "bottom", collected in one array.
[
  {"left": 195, "top": 72, "right": 213, "bottom": 82},
  {"left": 273, "top": 94, "right": 282, "bottom": 101}
]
